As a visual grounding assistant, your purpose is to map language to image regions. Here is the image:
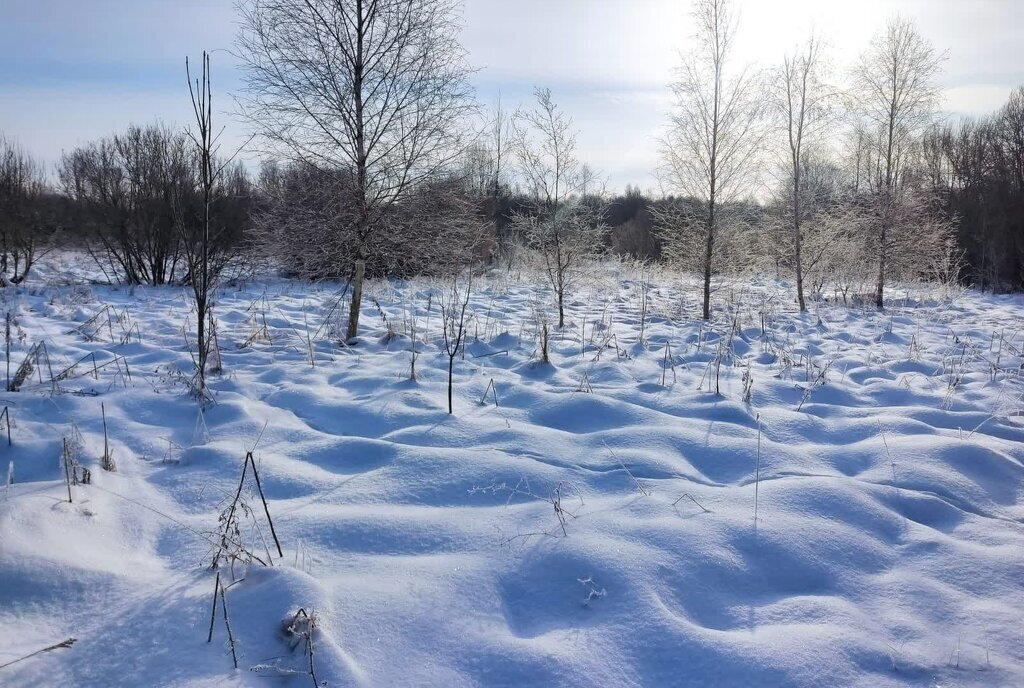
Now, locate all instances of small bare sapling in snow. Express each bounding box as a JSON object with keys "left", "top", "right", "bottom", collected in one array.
[{"left": 440, "top": 272, "right": 472, "bottom": 415}]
